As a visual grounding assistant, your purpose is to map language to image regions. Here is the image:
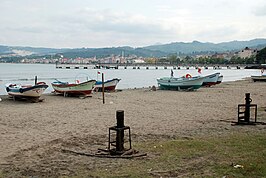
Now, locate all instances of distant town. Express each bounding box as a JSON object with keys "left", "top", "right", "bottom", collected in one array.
[
  {"left": 0, "top": 46, "right": 265, "bottom": 66},
  {"left": 1, "top": 38, "right": 266, "bottom": 65}
]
